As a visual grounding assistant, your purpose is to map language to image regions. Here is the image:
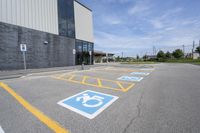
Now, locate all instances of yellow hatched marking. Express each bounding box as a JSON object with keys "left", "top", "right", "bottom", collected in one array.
[
  {"left": 68, "top": 75, "right": 75, "bottom": 80},
  {"left": 0, "top": 82, "right": 69, "bottom": 133},
  {"left": 116, "top": 81, "right": 125, "bottom": 90},
  {"left": 81, "top": 76, "right": 87, "bottom": 84},
  {"left": 52, "top": 74, "right": 135, "bottom": 92},
  {"left": 54, "top": 77, "right": 122, "bottom": 92},
  {"left": 97, "top": 78, "right": 102, "bottom": 87},
  {"left": 123, "top": 84, "right": 135, "bottom": 92}
]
